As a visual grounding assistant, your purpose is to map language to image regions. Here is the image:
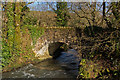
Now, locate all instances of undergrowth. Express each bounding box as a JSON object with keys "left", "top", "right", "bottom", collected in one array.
[
  {"left": 22, "top": 25, "right": 44, "bottom": 45},
  {"left": 78, "top": 28, "right": 120, "bottom": 79}
]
